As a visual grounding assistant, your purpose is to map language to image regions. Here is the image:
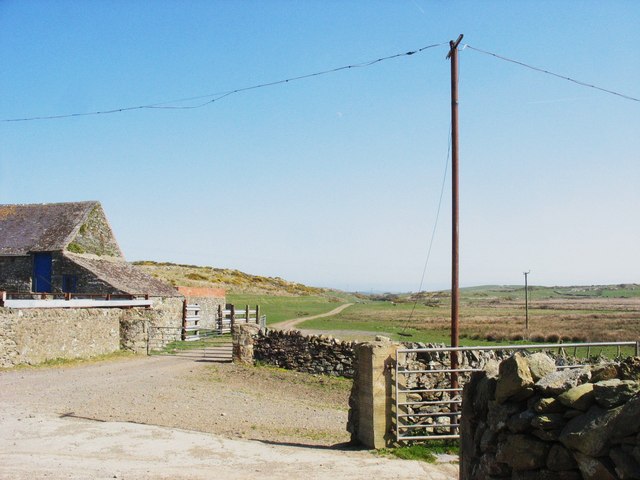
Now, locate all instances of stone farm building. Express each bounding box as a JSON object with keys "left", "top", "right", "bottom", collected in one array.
[
  {"left": 0, "top": 201, "right": 224, "bottom": 366},
  {"left": 0, "top": 201, "right": 178, "bottom": 296}
]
